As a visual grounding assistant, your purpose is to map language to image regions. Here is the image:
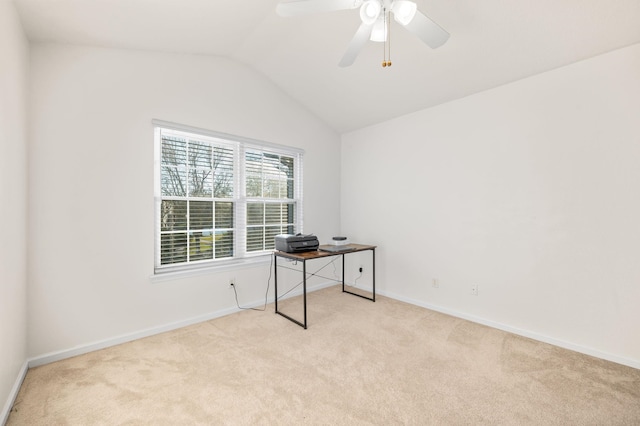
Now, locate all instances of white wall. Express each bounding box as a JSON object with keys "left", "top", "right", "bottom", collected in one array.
[
  {"left": 27, "top": 44, "right": 341, "bottom": 358},
  {"left": 0, "top": 0, "right": 29, "bottom": 420},
  {"left": 341, "top": 43, "right": 640, "bottom": 367}
]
